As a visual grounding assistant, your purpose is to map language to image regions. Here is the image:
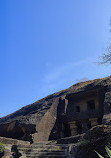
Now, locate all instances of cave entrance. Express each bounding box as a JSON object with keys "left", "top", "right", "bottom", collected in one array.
[
  {"left": 76, "top": 121, "right": 91, "bottom": 134},
  {"left": 87, "top": 121, "right": 91, "bottom": 130},
  {"left": 76, "top": 122, "right": 82, "bottom": 134},
  {"left": 63, "top": 123, "right": 71, "bottom": 137},
  {"left": 87, "top": 100, "right": 95, "bottom": 111}
]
